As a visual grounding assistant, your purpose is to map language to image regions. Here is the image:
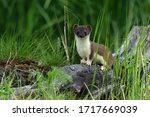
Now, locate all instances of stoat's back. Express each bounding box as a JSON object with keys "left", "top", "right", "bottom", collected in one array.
[{"left": 90, "top": 42, "right": 114, "bottom": 68}]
